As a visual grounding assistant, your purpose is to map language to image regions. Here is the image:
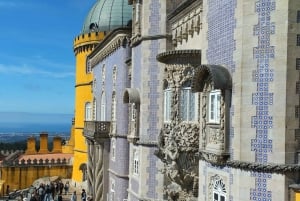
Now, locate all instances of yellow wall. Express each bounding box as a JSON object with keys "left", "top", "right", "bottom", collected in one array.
[
  {"left": 0, "top": 165, "right": 72, "bottom": 195},
  {"left": 62, "top": 123, "right": 75, "bottom": 154},
  {"left": 71, "top": 32, "right": 104, "bottom": 182},
  {"left": 296, "top": 192, "right": 300, "bottom": 201}
]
